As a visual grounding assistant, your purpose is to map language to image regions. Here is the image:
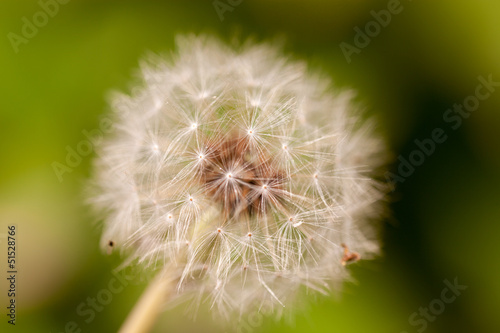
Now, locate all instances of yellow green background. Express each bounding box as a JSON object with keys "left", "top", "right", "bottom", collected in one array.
[{"left": 1, "top": 0, "right": 499, "bottom": 332}]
